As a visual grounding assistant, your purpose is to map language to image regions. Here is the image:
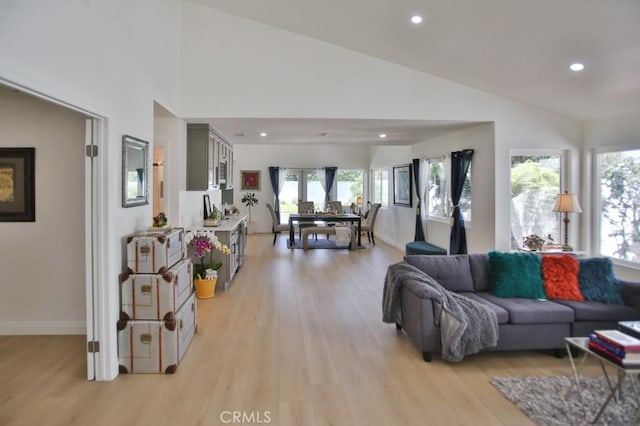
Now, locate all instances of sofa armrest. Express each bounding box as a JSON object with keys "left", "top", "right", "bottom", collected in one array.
[
  {"left": 620, "top": 279, "right": 640, "bottom": 313},
  {"left": 402, "top": 278, "right": 444, "bottom": 301}
]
